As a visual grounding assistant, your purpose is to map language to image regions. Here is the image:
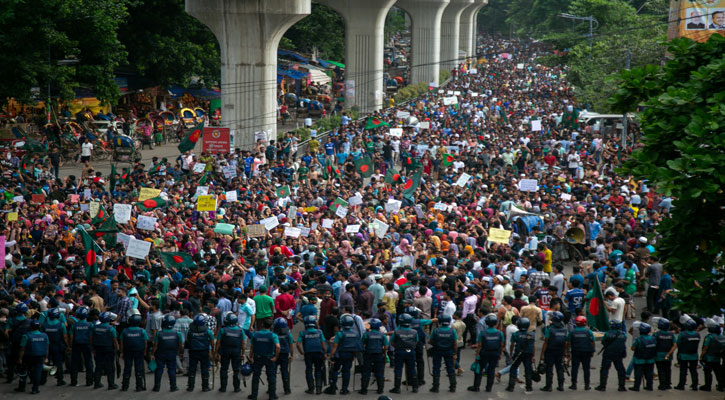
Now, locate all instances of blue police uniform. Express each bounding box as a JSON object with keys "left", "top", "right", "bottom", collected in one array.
[
  {"left": 43, "top": 319, "right": 67, "bottom": 384},
  {"left": 543, "top": 324, "right": 568, "bottom": 390},
  {"left": 360, "top": 329, "right": 388, "bottom": 394},
  {"left": 631, "top": 334, "right": 656, "bottom": 391},
  {"left": 391, "top": 327, "right": 419, "bottom": 392},
  {"left": 19, "top": 330, "right": 48, "bottom": 393},
  {"left": 153, "top": 328, "right": 182, "bottom": 391},
  {"left": 507, "top": 330, "right": 535, "bottom": 392},
  {"left": 70, "top": 319, "right": 94, "bottom": 386},
  {"left": 701, "top": 332, "right": 724, "bottom": 391},
  {"left": 327, "top": 328, "right": 362, "bottom": 393},
  {"left": 250, "top": 329, "right": 279, "bottom": 400},
  {"left": 476, "top": 327, "right": 504, "bottom": 392},
  {"left": 654, "top": 329, "right": 674, "bottom": 389},
  {"left": 675, "top": 329, "right": 700, "bottom": 390},
  {"left": 411, "top": 318, "right": 431, "bottom": 385},
  {"left": 91, "top": 322, "right": 117, "bottom": 388},
  {"left": 217, "top": 326, "right": 245, "bottom": 392},
  {"left": 7, "top": 316, "right": 31, "bottom": 383},
  {"left": 568, "top": 326, "right": 594, "bottom": 389},
  {"left": 597, "top": 328, "right": 627, "bottom": 391},
  {"left": 186, "top": 325, "right": 214, "bottom": 391},
  {"left": 298, "top": 328, "right": 326, "bottom": 393},
  {"left": 430, "top": 325, "right": 458, "bottom": 392},
  {"left": 121, "top": 327, "right": 148, "bottom": 390},
  {"left": 274, "top": 331, "right": 293, "bottom": 394}
]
